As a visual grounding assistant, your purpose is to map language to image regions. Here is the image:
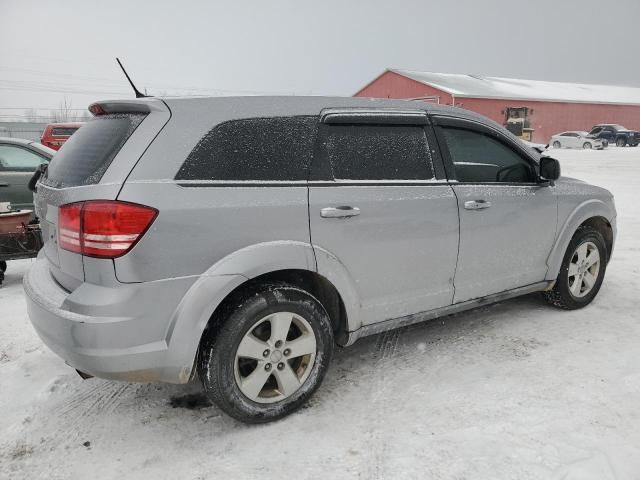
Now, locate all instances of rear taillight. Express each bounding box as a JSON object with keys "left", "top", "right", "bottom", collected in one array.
[{"left": 59, "top": 201, "right": 158, "bottom": 258}]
